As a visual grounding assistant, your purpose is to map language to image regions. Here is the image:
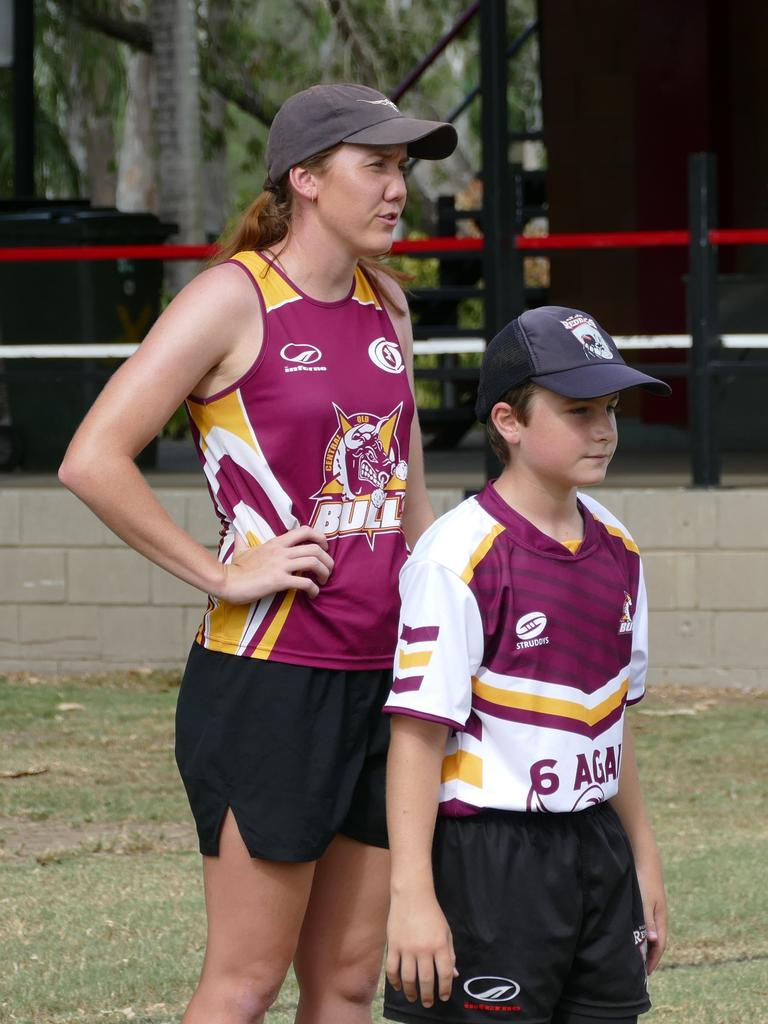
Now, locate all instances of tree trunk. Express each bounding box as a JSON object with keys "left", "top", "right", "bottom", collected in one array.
[
  {"left": 150, "top": 0, "right": 204, "bottom": 289},
  {"left": 203, "top": 88, "right": 229, "bottom": 240},
  {"left": 63, "top": 46, "right": 117, "bottom": 206},
  {"left": 117, "top": 50, "right": 158, "bottom": 214},
  {"left": 86, "top": 67, "right": 118, "bottom": 206},
  {"left": 202, "top": 0, "right": 229, "bottom": 240}
]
